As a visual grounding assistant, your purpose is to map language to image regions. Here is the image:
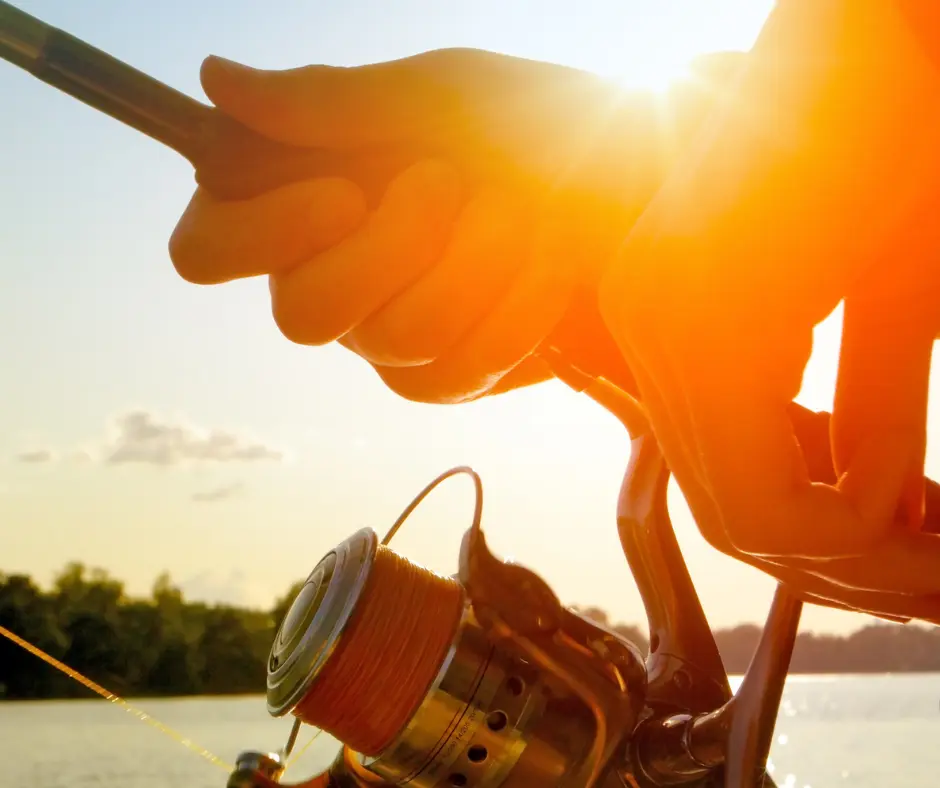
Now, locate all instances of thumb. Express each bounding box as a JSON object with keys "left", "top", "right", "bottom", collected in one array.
[{"left": 200, "top": 53, "right": 457, "bottom": 149}]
